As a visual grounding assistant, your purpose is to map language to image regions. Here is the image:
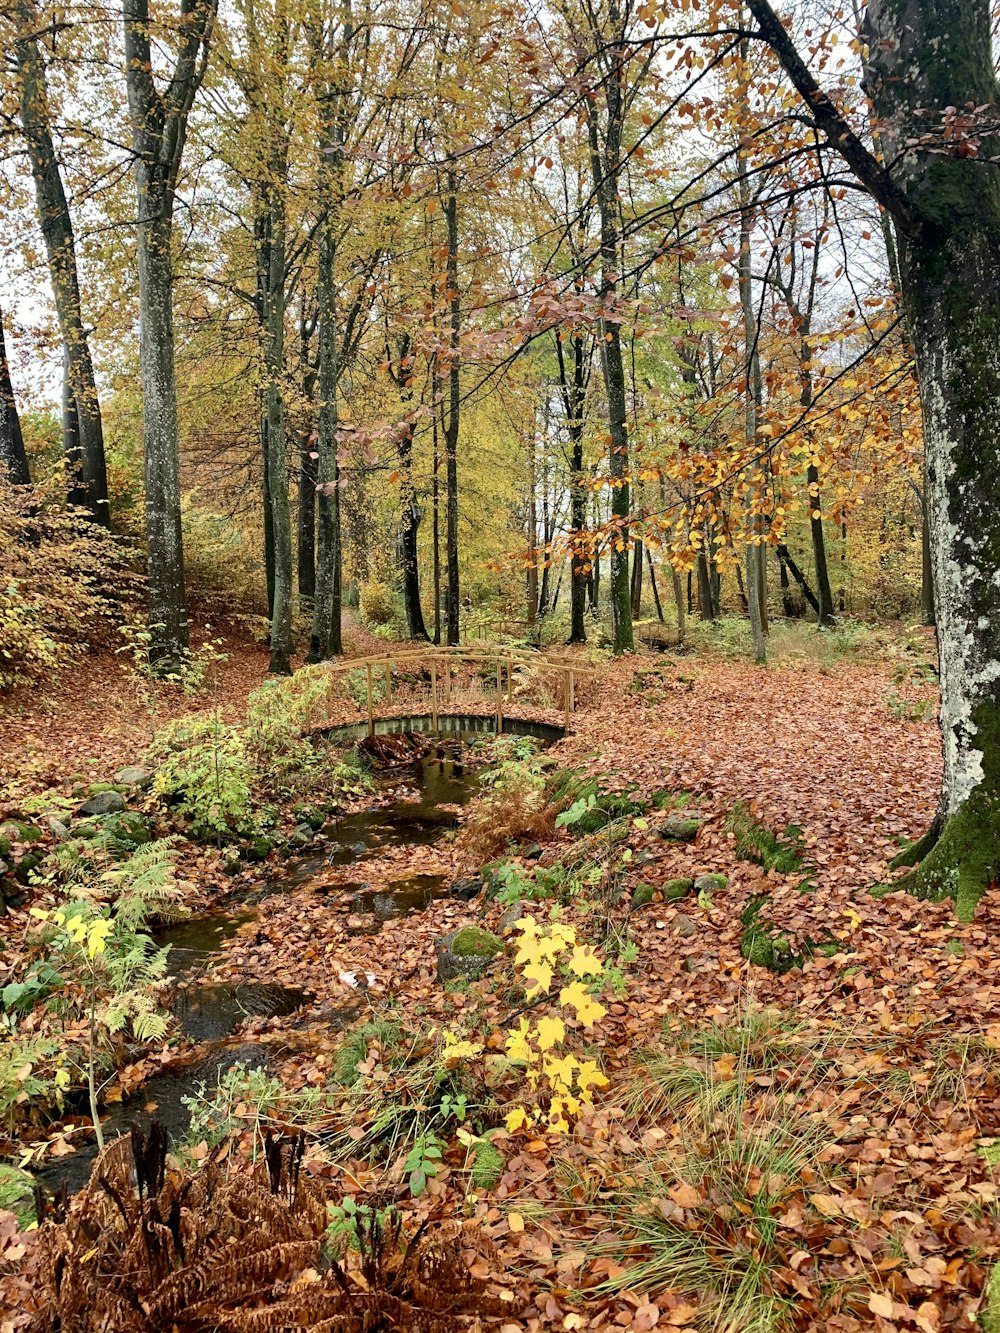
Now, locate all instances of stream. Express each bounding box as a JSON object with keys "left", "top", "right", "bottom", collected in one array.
[{"left": 33, "top": 740, "right": 481, "bottom": 1196}]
